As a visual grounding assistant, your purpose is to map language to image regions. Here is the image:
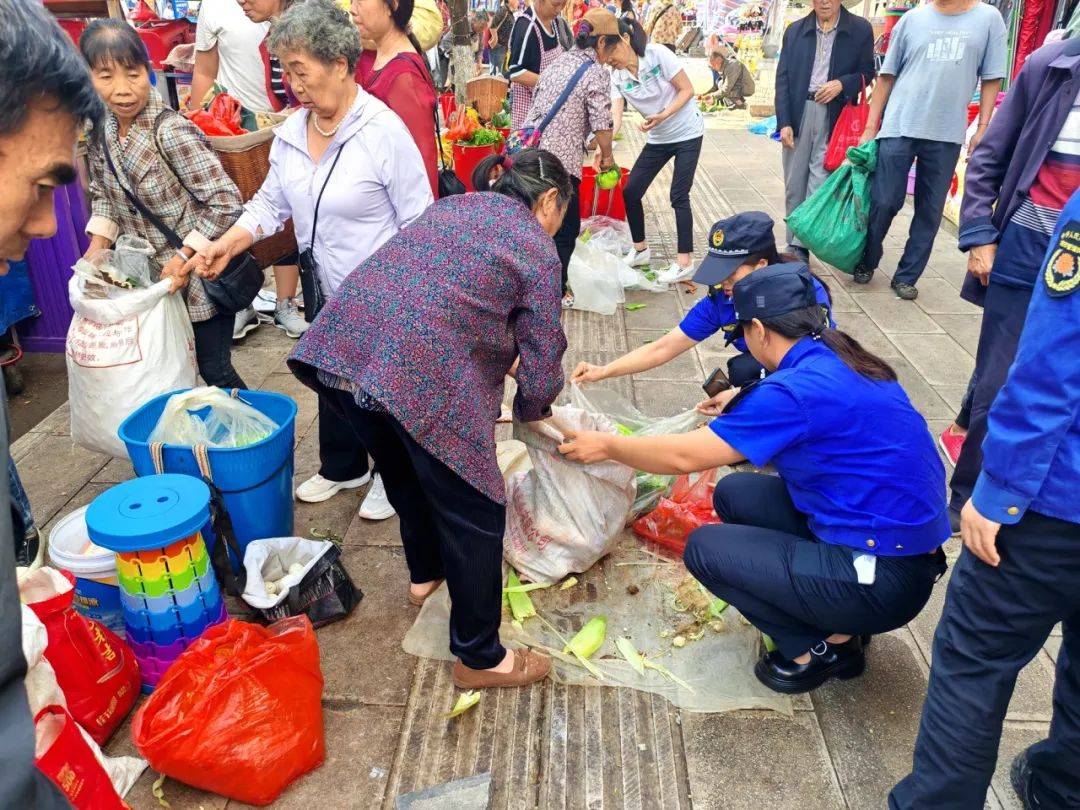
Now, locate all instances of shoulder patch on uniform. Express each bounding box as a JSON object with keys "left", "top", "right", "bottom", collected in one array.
[{"left": 1044, "top": 222, "right": 1080, "bottom": 297}]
